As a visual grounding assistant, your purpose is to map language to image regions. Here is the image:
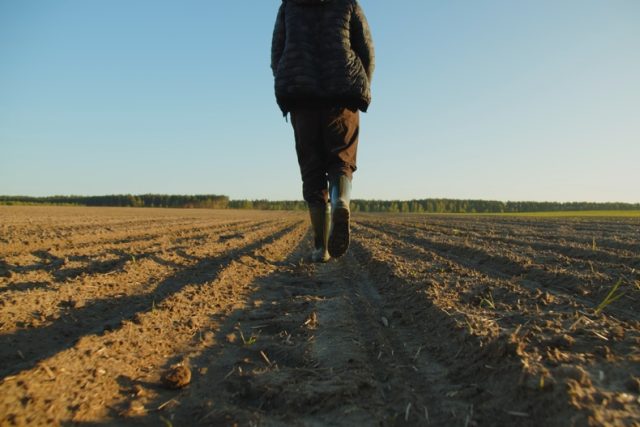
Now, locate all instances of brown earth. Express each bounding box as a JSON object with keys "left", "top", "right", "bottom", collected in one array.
[{"left": 0, "top": 206, "right": 639, "bottom": 426}]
